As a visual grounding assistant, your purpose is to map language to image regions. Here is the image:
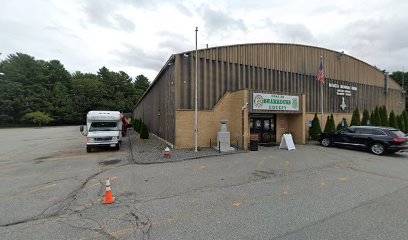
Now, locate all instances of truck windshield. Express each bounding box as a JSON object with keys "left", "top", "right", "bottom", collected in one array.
[{"left": 89, "top": 122, "right": 118, "bottom": 132}]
